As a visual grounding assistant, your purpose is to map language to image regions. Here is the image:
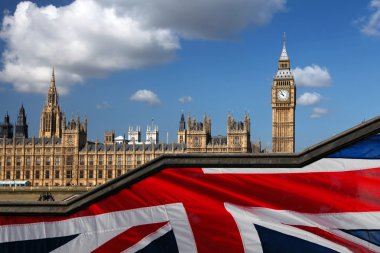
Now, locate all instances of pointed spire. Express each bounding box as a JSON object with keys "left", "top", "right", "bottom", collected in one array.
[
  {"left": 179, "top": 112, "right": 185, "bottom": 131},
  {"left": 50, "top": 67, "right": 56, "bottom": 88},
  {"left": 279, "top": 32, "right": 289, "bottom": 61}
]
